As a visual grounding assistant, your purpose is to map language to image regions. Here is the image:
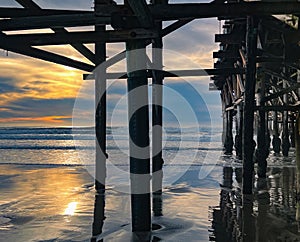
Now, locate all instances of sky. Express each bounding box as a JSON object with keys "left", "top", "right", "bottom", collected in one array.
[{"left": 0, "top": 0, "right": 222, "bottom": 127}]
